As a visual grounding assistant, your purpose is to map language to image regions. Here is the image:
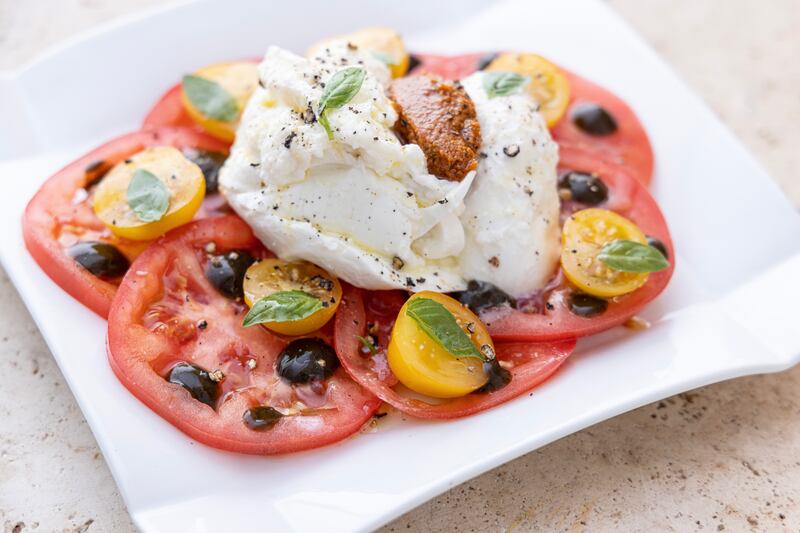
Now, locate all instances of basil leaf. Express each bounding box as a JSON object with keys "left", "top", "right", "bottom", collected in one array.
[
  {"left": 597, "top": 239, "right": 670, "bottom": 273},
  {"left": 243, "top": 290, "right": 323, "bottom": 327},
  {"left": 182, "top": 74, "right": 238, "bottom": 122},
  {"left": 405, "top": 297, "right": 484, "bottom": 360},
  {"left": 317, "top": 67, "right": 366, "bottom": 139},
  {"left": 371, "top": 51, "right": 397, "bottom": 66},
  {"left": 127, "top": 169, "right": 170, "bottom": 222},
  {"left": 483, "top": 71, "right": 529, "bottom": 98}
]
